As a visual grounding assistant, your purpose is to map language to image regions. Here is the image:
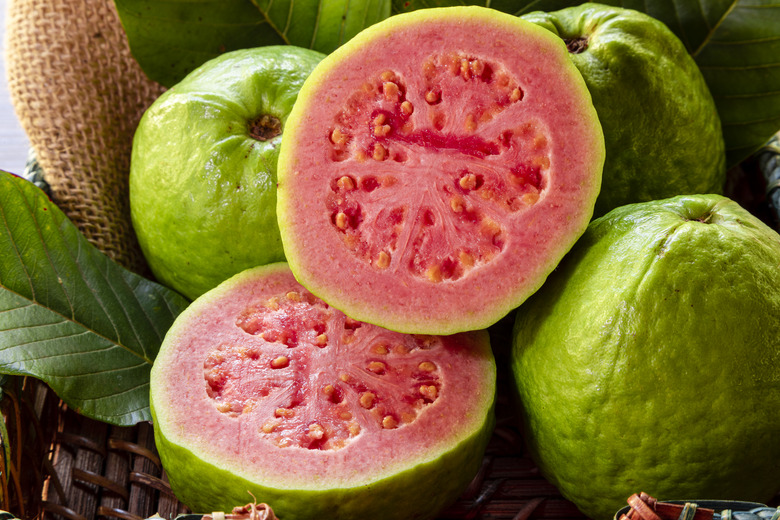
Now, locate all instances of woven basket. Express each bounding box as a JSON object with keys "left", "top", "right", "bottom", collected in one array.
[
  {"left": 5, "top": 354, "right": 779, "bottom": 520},
  {"left": 2, "top": 0, "right": 779, "bottom": 518},
  {"left": 4, "top": 360, "right": 595, "bottom": 520}
]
